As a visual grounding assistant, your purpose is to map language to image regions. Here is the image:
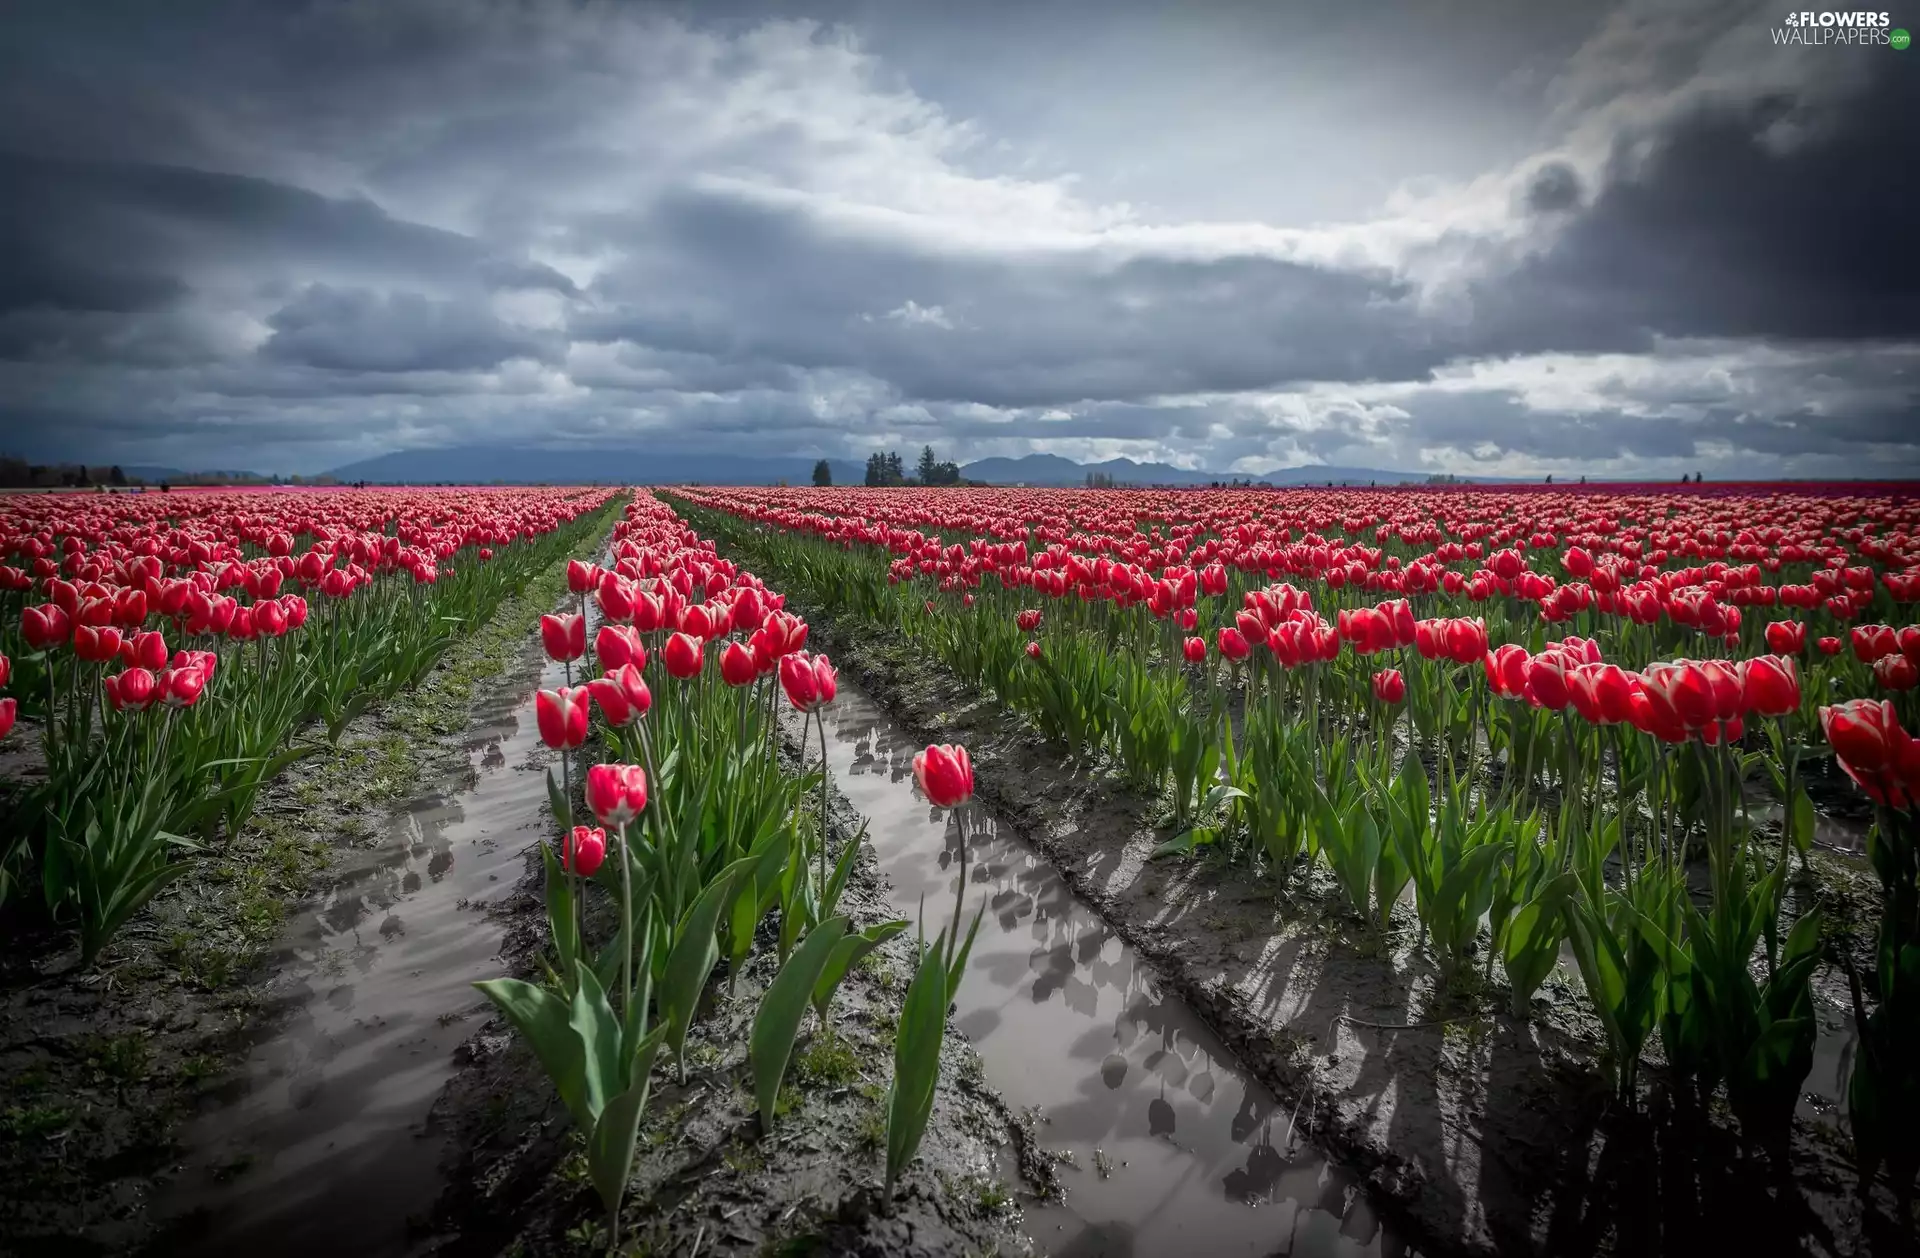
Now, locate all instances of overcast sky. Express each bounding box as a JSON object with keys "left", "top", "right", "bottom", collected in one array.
[{"left": 1, "top": 0, "right": 1914, "bottom": 478}]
